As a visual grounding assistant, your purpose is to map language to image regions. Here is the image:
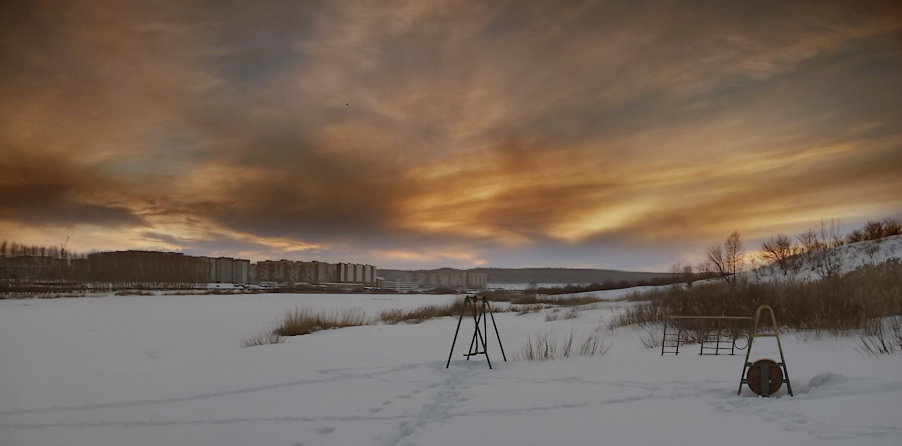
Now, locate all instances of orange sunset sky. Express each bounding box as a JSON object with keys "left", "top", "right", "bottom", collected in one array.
[{"left": 1, "top": 1, "right": 901, "bottom": 271}]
